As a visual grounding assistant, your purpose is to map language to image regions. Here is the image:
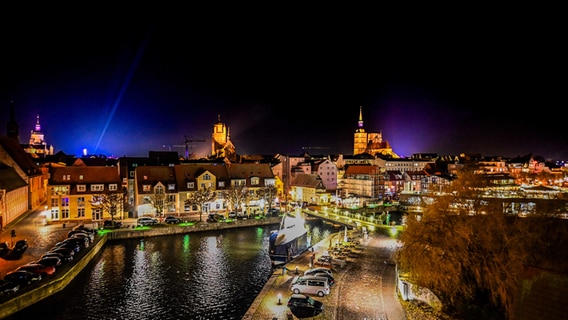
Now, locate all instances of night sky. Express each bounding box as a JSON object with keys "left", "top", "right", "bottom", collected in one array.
[{"left": 2, "top": 9, "right": 566, "bottom": 160}]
